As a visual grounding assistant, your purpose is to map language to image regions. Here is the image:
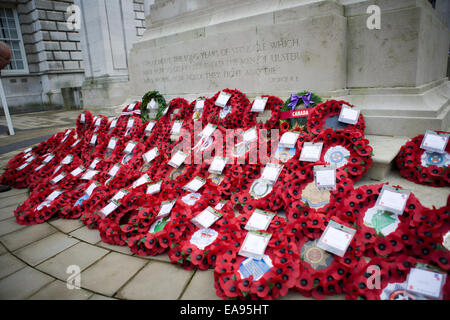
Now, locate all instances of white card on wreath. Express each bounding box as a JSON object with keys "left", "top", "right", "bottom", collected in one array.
[
  {"left": 146, "top": 181, "right": 162, "bottom": 195},
  {"left": 195, "top": 99, "right": 205, "bottom": 110},
  {"left": 215, "top": 92, "right": 231, "bottom": 107},
  {"left": 51, "top": 172, "right": 66, "bottom": 184},
  {"left": 145, "top": 121, "right": 156, "bottom": 133},
  {"left": 192, "top": 207, "right": 223, "bottom": 229},
  {"left": 47, "top": 190, "right": 63, "bottom": 201},
  {"left": 183, "top": 177, "right": 206, "bottom": 192},
  {"left": 94, "top": 118, "right": 102, "bottom": 127},
  {"left": 239, "top": 231, "right": 272, "bottom": 259},
  {"left": 111, "top": 189, "right": 129, "bottom": 202},
  {"left": 338, "top": 105, "right": 360, "bottom": 125},
  {"left": 200, "top": 124, "right": 217, "bottom": 138},
  {"left": 25, "top": 155, "right": 35, "bottom": 163},
  {"left": 314, "top": 165, "right": 336, "bottom": 191},
  {"left": 80, "top": 113, "right": 85, "bottom": 123},
  {"left": 17, "top": 163, "right": 30, "bottom": 171},
  {"left": 62, "top": 155, "right": 73, "bottom": 165},
  {"left": 148, "top": 99, "right": 157, "bottom": 110},
  {"left": 261, "top": 163, "right": 283, "bottom": 183},
  {"left": 101, "top": 200, "right": 120, "bottom": 217},
  {"left": 251, "top": 97, "right": 268, "bottom": 113},
  {"left": 318, "top": 221, "right": 355, "bottom": 256},
  {"left": 107, "top": 137, "right": 118, "bottom": 150},
  {"left": 300, "top": 142, "right": 323, "bottom": 162},
  {"left": 245, "top": 209, "right": 276, "bottom": 231},
  {"left": 169, "top": 151, "right": 189, "bottom": 168},
  {"left": 70, "top": 166, "right": 85, "bottom": 177},
  {"left": 127, "top": 102, "right": 136, "bottom": 111},
  {"left": 124, "top": 141, "right": 138, "bottom": 154},
  {"left": 81, "top": 170, "right": 99, "bottom": 181},
  {"left": 420, "top": 130, "right": 449, "bottom": 153},
  {"left": 407, "top": 268, "right": 446, "bottom": 299},
  {"left": 43, "top": 154, "right": 54, "bottom": 164},
  {"left": 108, "top": 164, "right": 121, "bottom": 177},
  {"left": 171, "top": 121, "right": 183, "bottom": 135},
  {"left": 71, "top": 139, "right": 81, "bottom": 147},
  {"left": 109, "top": 119, "right": 118, "bottom": 129},
  {"left": 34, "top": 164, "right": 46, "bottom": 172},
  {"left": 376, "top": 185, "right": 410, "bottom": 215},
  {"left": 143, "top": 148, "right": 159, "bottom": 163},
  {"left": 85, "top": 182, "right": 100, "bottom": 196},
  {"left": 243, "top": 127, "right": 258, "bottom": 143},
  {"left": 132, "top": 174, "right": 150, "bottom": 188},
  {"left": 90, "top": 134, "right": 98, "bottom": 145},
  {"left": 158, "top": 200, "right": 177, "bottom": 218},
  {"left": 279, "top": 132, "right": 300, "bottom": 149},
  {"left": 208, "top": 156, "right": 228, "bottom": 174},
  {"left": 127, "top": 118, "right": 135, "bottom": 129}
]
